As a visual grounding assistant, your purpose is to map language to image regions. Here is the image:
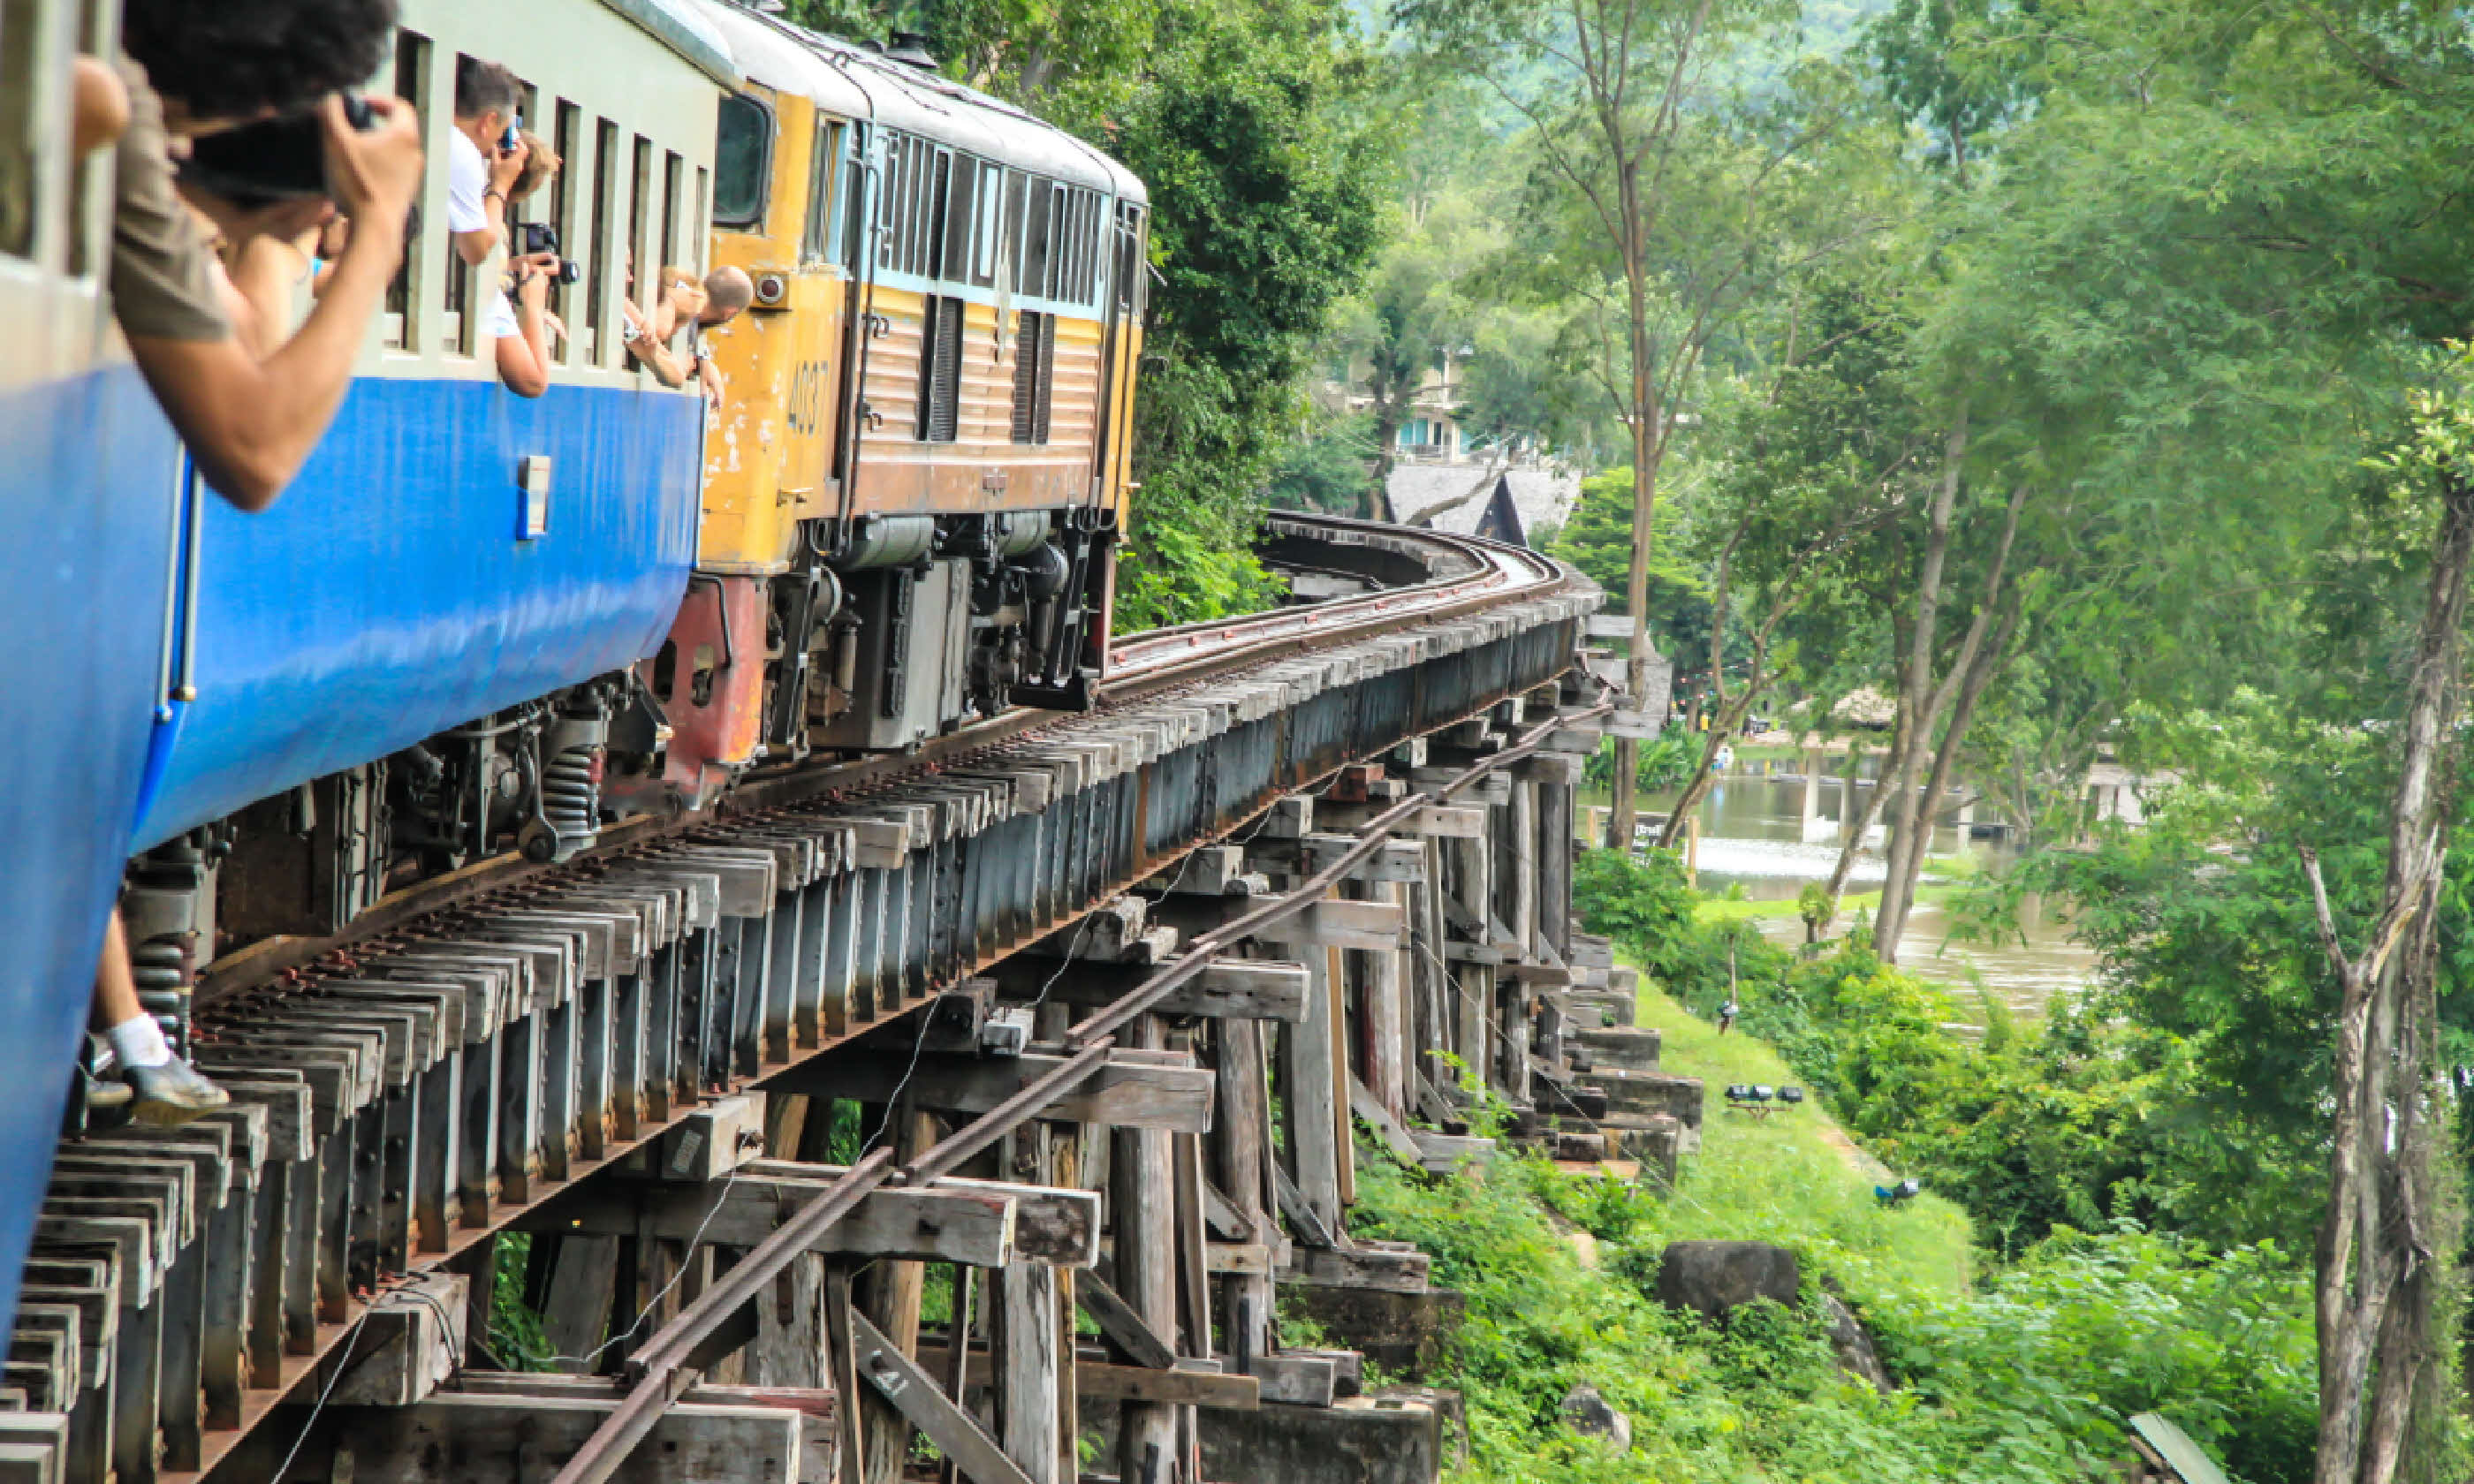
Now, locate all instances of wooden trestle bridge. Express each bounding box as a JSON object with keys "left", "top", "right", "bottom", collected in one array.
[{"left": 3, "top": 515, "right": 1695, "bottom": 1484}]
